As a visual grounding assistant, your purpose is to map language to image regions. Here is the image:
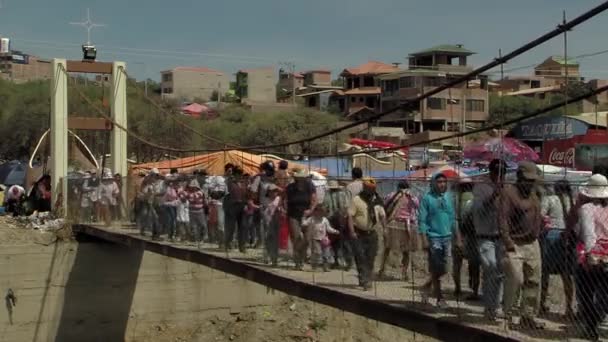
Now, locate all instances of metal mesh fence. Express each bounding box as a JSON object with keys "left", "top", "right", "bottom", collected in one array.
[{"left": 64, "top": 172, "right": 608, "bottom": 341}]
